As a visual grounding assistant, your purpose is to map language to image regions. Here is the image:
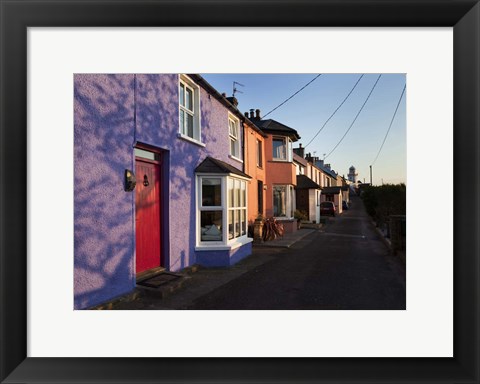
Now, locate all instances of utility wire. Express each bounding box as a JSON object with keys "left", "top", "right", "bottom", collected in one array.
[
  {"left": 324, "top": 74, "right": 382, "bottom": 160},
  {"left": 262, "top": 74, "right": 322, "bottom": 119},
  {"left": 371, "top": 83, "right": 406, "bottom": 166},
  {"left": 304, "top": 74, "right": 364, "bottom": 148}
]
